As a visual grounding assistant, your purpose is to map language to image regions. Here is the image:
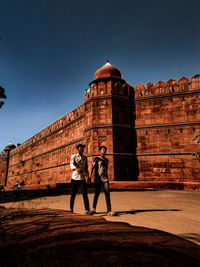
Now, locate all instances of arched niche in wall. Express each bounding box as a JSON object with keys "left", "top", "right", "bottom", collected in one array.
[
  {"left": 166, "top": 79, "right": 177, "bottom": 94},
  {"left": 92, "top": 83, "right": 98, "bottom": 96},
  {"left": 98, "top": 82, "right": 106, "bottom": 95},
  {"left": 178, "top": 77, "right": 189, "bottom": 92},
  {"left": 135, "top": 83, "right": 145, "bottom": 98},
  {"left": 155, "top": 81, "right": 165, "bottom": 95},
  {"left": 146, "top": 82, "right": 155, "bottom": 96},
  {"left": 191, "top": 74, "right": 200, "bottom": 90}
]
